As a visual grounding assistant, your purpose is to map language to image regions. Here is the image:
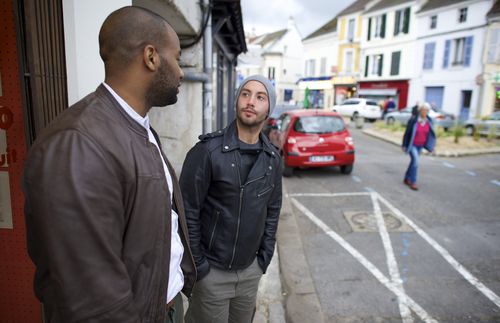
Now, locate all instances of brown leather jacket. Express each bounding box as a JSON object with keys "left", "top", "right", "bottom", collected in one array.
[{"left": 23, "top": 85, "right": 196, "bottom": 323}]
